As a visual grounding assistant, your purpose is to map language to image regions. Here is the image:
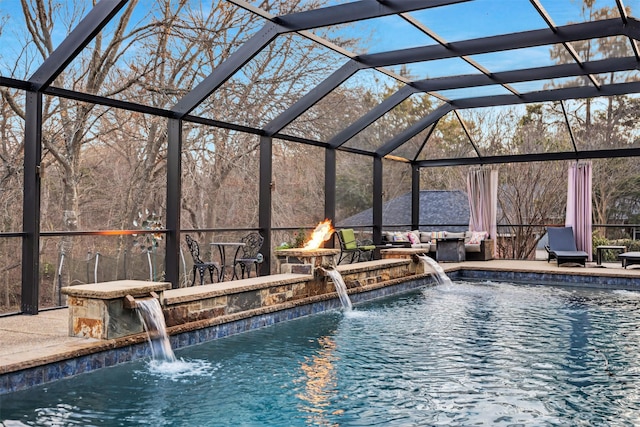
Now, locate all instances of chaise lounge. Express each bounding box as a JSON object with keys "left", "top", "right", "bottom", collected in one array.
[
  {"left": 618, "top": 252, "right": 640, "bottom": 269},
  {"left": 545, "top": 226, "right": 589, "bottom": 267}
]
